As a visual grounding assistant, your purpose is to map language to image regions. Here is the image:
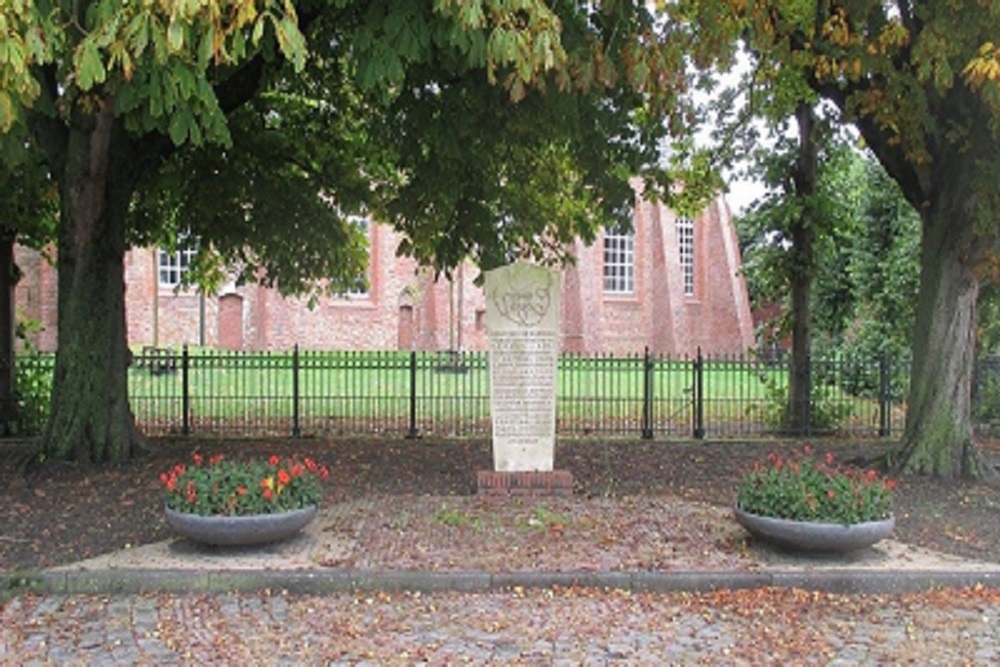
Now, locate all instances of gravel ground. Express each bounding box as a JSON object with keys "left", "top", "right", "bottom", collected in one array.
[{"left": 3, "top": 586, "right": 1000, "bottom": 664}]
